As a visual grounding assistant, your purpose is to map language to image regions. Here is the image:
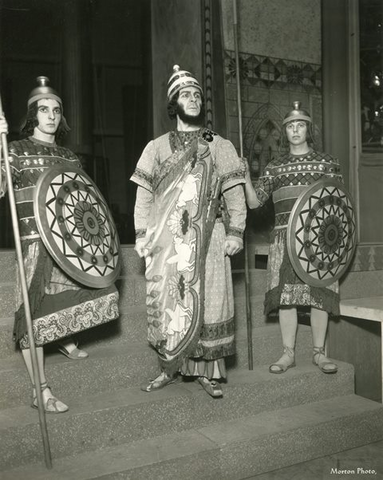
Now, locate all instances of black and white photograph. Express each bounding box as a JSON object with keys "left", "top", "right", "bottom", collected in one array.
[{"left": 0, "top": 1, "right": 382, "bottom": 479}]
